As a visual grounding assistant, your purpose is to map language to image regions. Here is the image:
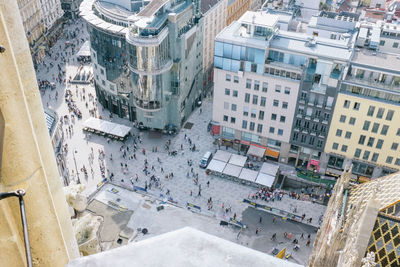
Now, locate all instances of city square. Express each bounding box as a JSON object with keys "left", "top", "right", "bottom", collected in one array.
[
  {"left": 3, "top": 0, "right": 400, "bottom": 266},
  {"left": 35, "top": 17, "right": 326, "bottom": 265}
]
